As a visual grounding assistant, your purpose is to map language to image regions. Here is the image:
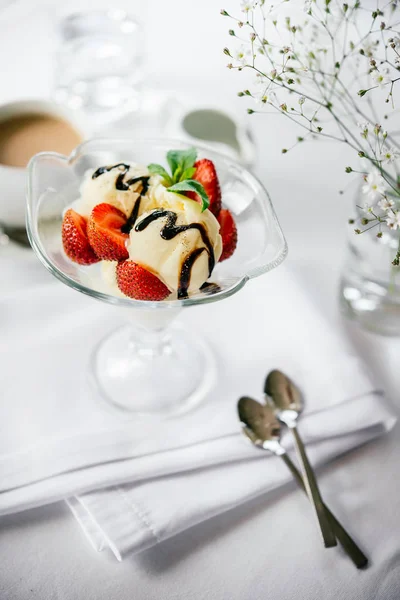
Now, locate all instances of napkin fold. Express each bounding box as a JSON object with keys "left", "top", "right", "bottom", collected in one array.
[
  {"left": 67, "top": 392, "right": 393, "bottom": 560},
  {"left": 0, "top": 264, "right": 396, "bottom": 561}
]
